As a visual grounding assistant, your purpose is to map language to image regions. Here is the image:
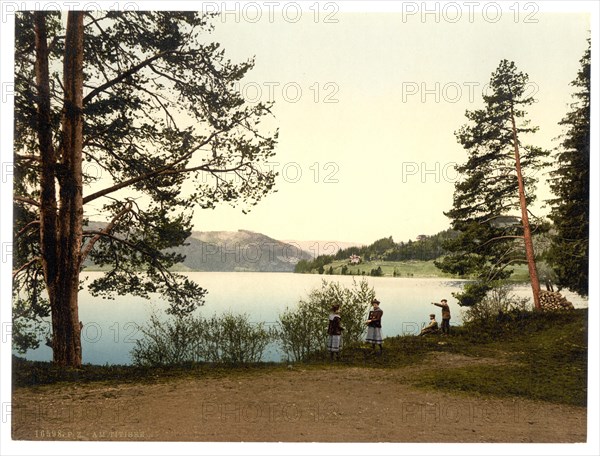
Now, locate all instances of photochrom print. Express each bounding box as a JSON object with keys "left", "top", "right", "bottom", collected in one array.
[{"left": 0, "top": 1, "right": 597, "bottom": 455}]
